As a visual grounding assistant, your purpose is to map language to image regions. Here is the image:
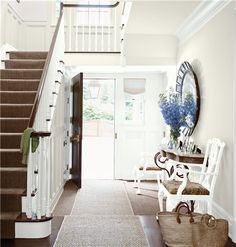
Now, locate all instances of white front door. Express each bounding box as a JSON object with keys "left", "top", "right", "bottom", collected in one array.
[
  {"left": 82, "top": 72, "right": 166, "bottom": 180},
  {"left": 114, "top": 73, "right": 166, "bottom": 179}
]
